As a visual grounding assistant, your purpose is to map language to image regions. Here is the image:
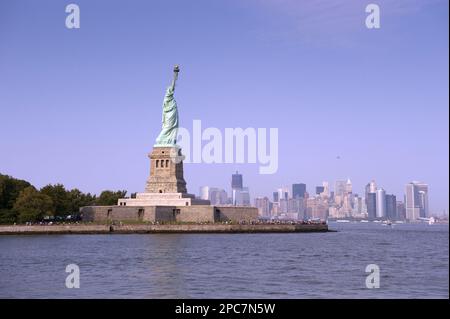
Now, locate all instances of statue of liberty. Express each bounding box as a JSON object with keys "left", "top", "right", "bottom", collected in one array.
[{"left": 155, "top": 65, "right": 180, "bottom": 146}]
